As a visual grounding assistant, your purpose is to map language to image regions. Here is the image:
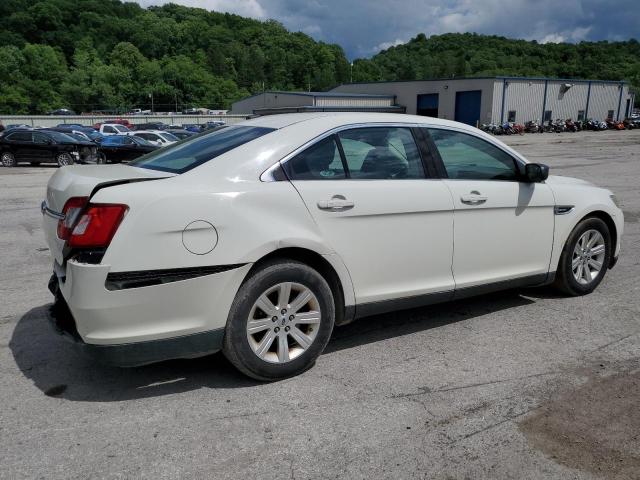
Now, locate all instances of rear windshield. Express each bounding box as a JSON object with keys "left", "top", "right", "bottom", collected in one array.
[{"left": 130, "top": 126, "right": 275, "bottom": 174}]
